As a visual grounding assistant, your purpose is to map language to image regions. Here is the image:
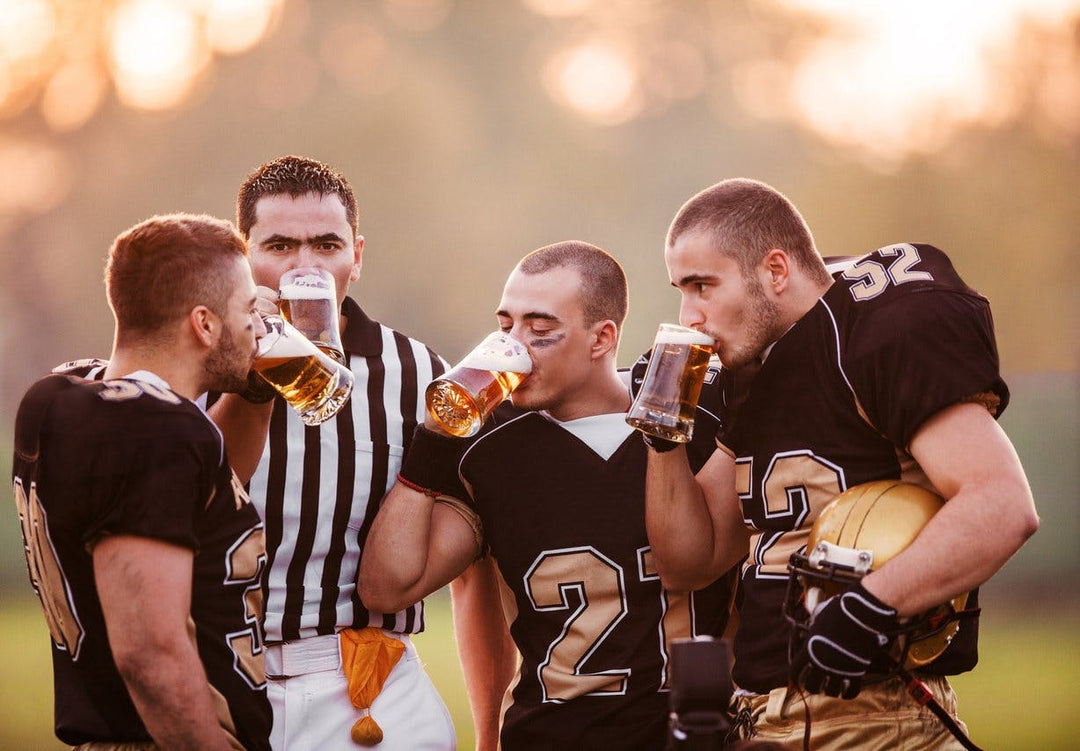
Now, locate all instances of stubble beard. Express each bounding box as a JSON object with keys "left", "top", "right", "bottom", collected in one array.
[
  {"left": 719, "top": 278, "right": 783, "bottom": 370},
  {"left": 205, "top": 323, "right": 254, "bottom": 394}
]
